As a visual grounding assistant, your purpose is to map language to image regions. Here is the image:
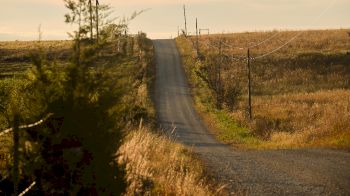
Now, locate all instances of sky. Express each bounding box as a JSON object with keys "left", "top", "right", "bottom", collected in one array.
[{"left": 0, "top": 0, "right": 349, "bottom": 40}]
